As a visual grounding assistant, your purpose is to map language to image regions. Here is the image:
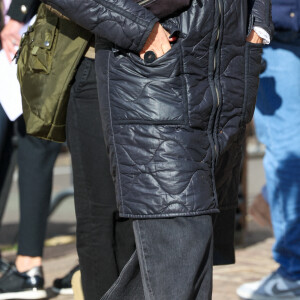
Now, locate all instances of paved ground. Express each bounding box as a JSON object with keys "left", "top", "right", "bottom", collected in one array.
[
  {"left": 3, "top": 227, "right": 276, "bottom": 300},
  {"left": 213, "top": 227, "right": 275, "bottom": 299},
  {"left": 1, "top": 150, "right": 278, "bottom": 299}
]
